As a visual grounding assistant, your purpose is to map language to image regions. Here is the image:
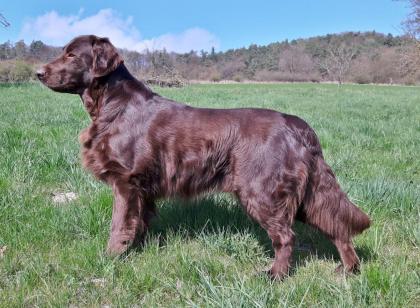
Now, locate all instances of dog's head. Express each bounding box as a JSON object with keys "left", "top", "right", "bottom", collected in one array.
[{"left": 37, "top": 35, "right": 123, "bottom": 93}]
